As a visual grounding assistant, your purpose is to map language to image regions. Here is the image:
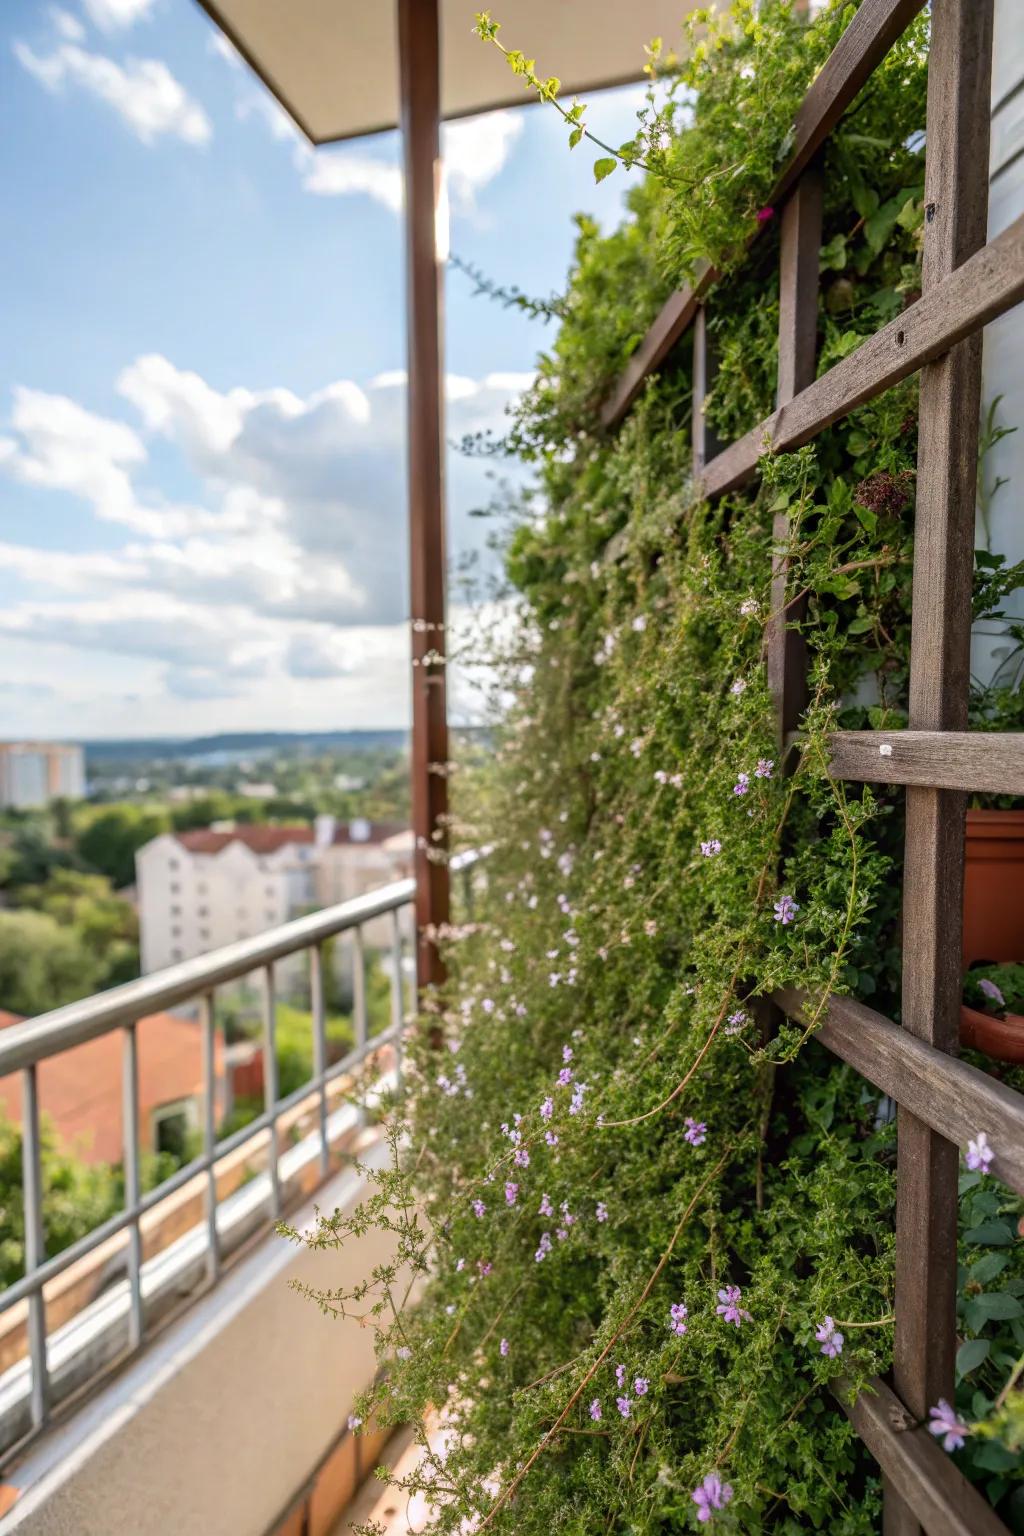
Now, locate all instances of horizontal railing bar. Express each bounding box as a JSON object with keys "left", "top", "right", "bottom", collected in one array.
[
  {"left": 0, "top": 1022, "right": 403, "bottom": 1312},
  {"left": 775, "top": 988, "right": 1024, "bottom": 1198},
  {"left": 836, "top": 1375, "right": 1011, "bottom": 1536},
  {"left": 600, "top": 0, "right": 925, "bottom": 429},
  {"left": 703, "top": 210, "right": 1024, "bottom": 496},
  {"left": 827, "top": 730, "right": 1024, "bottom": 794},
  {"left": 0, "top": 876, "right": 416, "bottom": 1075}
]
